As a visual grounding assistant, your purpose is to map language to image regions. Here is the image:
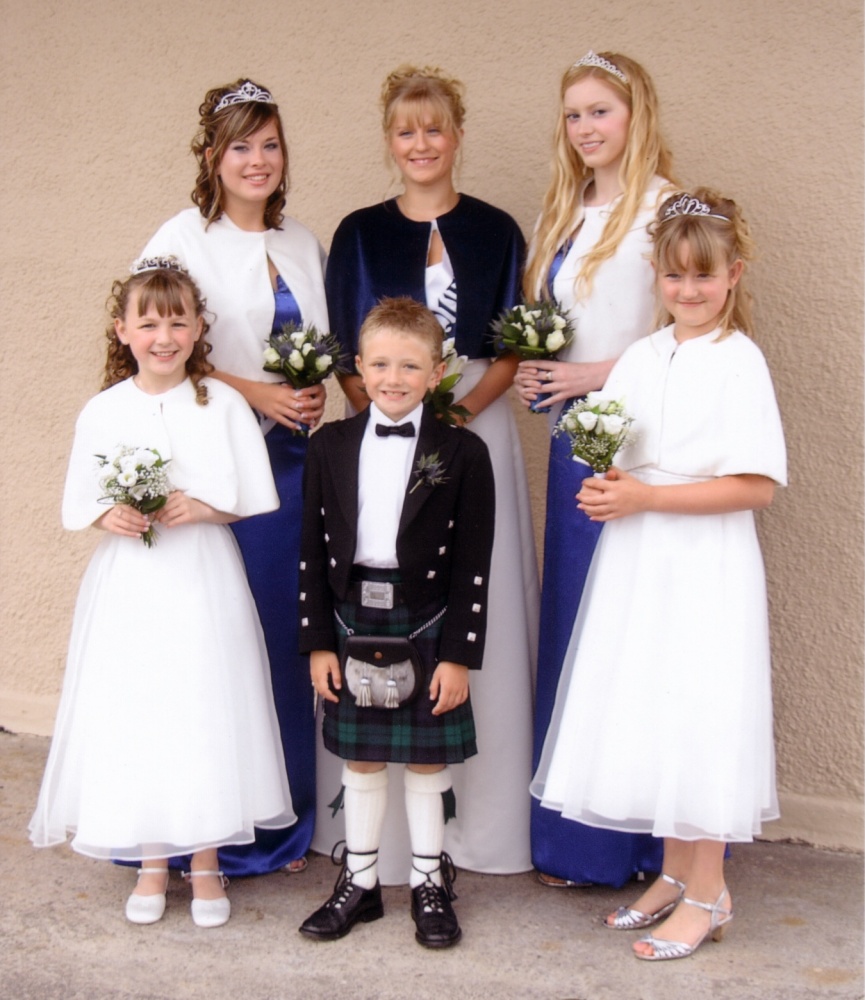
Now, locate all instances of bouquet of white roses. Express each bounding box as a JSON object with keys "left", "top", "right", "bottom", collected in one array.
[
  {"left": 96, "top": 446, "right": 172, "bottom": 547},
  {"left": 491, "top": 300, "right": 575, "bottom": 412},
  {"left": 555, "top": 394, "right": 634, "bottom": 473},
  {"left": 263, "top": 322, "right": 348, "bottom": 389},
  {"left": 491, "top": 300, "right": 574, "bottom": 359},
  {"left": 425, "top": 337, "right": 472, "bottom": 426}
]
